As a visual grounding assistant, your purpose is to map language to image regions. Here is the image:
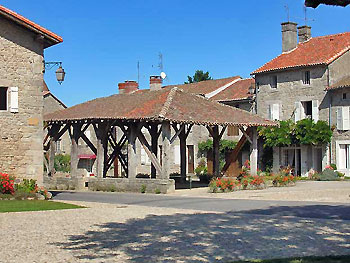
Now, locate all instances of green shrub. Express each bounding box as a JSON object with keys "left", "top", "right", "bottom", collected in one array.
[
  {"left": 319, "top": 168, "right": 341, "bottom": 181},
  {"left": 330, "top": 163, "right": 337, "bottom": 170},
  {"left": 155, "top": 188, "right": 161, "bottom": 194},
  {"left": 54, "top": 154, "right": 71, "bottom": 173},
  {"left": 15, "top": 179, "right": 37, "bottom": 193},
  {"left": 140, "top": 184, "right": 146, "bottom": 193}
]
